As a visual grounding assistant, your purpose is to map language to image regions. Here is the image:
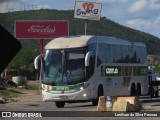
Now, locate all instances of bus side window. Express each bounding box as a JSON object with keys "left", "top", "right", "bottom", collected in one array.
[
  {"left": 97, "top": 57, "right": 101, "bottom": 67},
  {"left": 86, "top": 55, "right": 95, "bottom": 78}
]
